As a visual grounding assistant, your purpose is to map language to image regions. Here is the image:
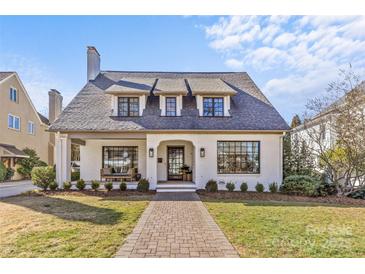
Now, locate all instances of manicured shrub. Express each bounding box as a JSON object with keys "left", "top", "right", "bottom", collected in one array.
[
  {"left": 226, "top": 182, "right": 235, "bottom": 192},
  {"left": 104, "top": 181, "right": 113, "bottom": 191},
  {"left": 205, "top": 179, "right": 218, "bottom": 192},
  {"left": 240, "top": 182, "right": 248, "bottom": 192},
  {"left": 49, "top": 181, "right": 58, "bottom": 191},
  {"left": 280, "top": 175, "right": 320, "bottom": 196},
  {"left": 255, "top": 182, "right": 265, "bottom": 193},
  {"left": 63, "top": 181, "right": 72, "bottom": 190},
  {"left": 0, "top": 161, "right": 6, "bottom": 182},
  {"left": 71, "top": 171, "right": 80, "bottom": 181},
  {"left": 119, "top": 182, "right": 127, "bottom": 191},
  {"left": 91, "top": 180, "right": 100, "bottom": 191},
  {"left": 76, "top": 179, "right": 86, "bottom": 190},
  {"left": 269, "top": 182, "right": 278, "bottom": 193},
  {"left": 31, "top": 166, "right": 56, "bottom": 191},
  {"left": 137, "top": 178, "right": 149, "bottom": 192}
]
